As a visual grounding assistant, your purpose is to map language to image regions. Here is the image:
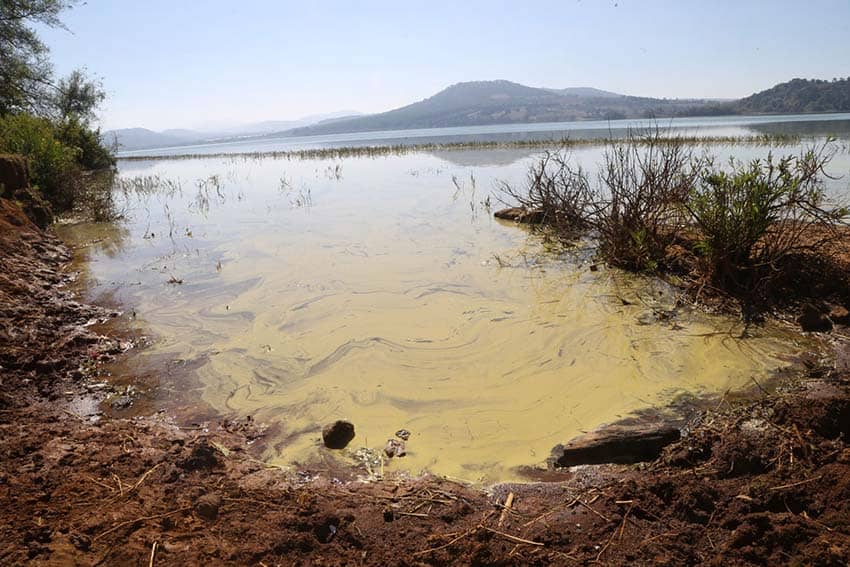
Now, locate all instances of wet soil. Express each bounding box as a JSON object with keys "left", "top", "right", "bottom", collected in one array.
[{"left": 2, "top": 197, "right": 850, "bottom": 565}]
